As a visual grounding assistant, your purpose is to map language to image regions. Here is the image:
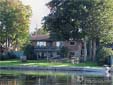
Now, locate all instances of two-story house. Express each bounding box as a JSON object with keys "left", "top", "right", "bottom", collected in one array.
[{"left": 30, "top": 34, "right": 83, "bottom": 61}]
